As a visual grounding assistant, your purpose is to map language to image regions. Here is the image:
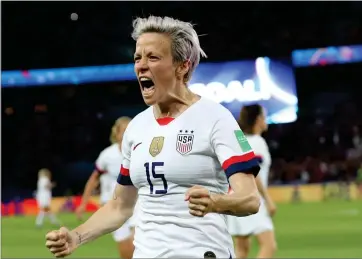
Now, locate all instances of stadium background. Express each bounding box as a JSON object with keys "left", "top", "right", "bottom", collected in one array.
[{"left": 2, "top": 1, "right": 362, "bottom": 258}]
